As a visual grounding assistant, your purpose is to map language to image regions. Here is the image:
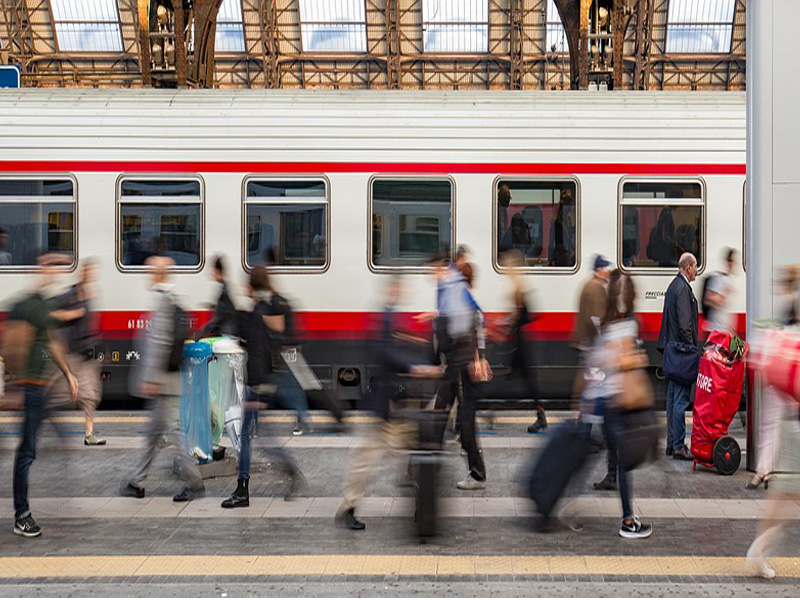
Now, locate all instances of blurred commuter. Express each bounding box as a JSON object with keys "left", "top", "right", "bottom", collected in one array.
[
  {"left": 588, "top": 272, "right": 653, "bottom": 538},
  {"left": 120, "top": 256, "right": 204, "bottom": 502},
  {"left": 702, "top": 248, "right": 738, "bottom": 335},
  {"left": 499, "top": 251, "right": 547, "bottom": 433},
  {"left": 431, "top": 251, "right": 490, "bottom": 491},
  {"left": 47, "top": 258, "right": 105, "bottom": 445},
  {"left": 197, "top": 255, "right": 237, "bottom": 339},
  {"left": 221, "top": 266, "right": 304, "bottom": 509},
  {"left": 336, "top": 276, "right": 439, "bottom": 530},
  {"left": 573, "top": 255, "right": 611, "bottom": 406},
  {"left": 746, "top": 384, "right": 800, "bottom": 579},
  {"left": 256, "top": 268, "right": 312, "bottom": 436},
  {"left": 747, "top": 266, "right": 800, "bottom": 491},
  {"left": 658, "top": 252, "right": 699, "bottom": 461},
  {"left": 10, "top": 254, "right": 78, "bottom": 537}
]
